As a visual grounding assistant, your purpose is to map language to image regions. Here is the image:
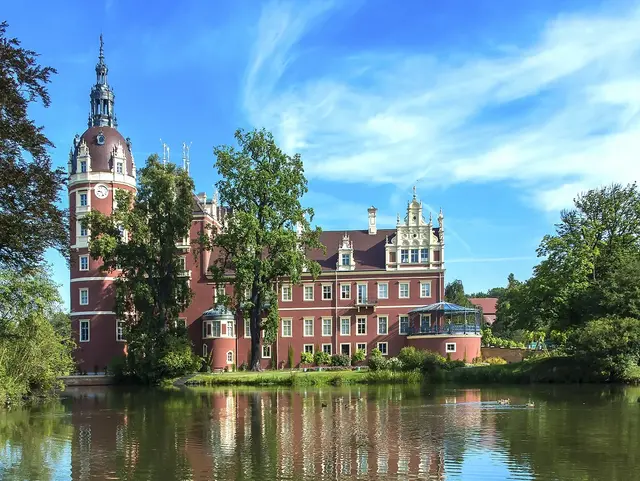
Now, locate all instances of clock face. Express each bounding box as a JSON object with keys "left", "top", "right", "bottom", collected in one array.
[
  {"left": 96, "top": 133, "right": 105, "bottom": 145},
  {"left": 95, "top": 184, "right": 108, "bottom": 199}
]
